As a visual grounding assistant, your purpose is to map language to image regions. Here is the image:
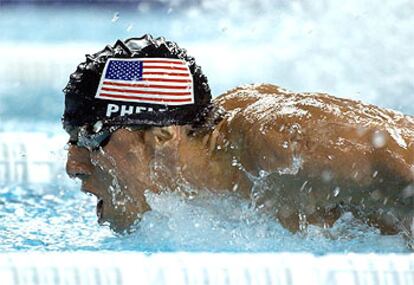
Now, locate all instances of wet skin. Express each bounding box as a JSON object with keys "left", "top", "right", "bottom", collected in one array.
[{"left": 66, "top": 84, "right": 414, "bottom": 235}]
